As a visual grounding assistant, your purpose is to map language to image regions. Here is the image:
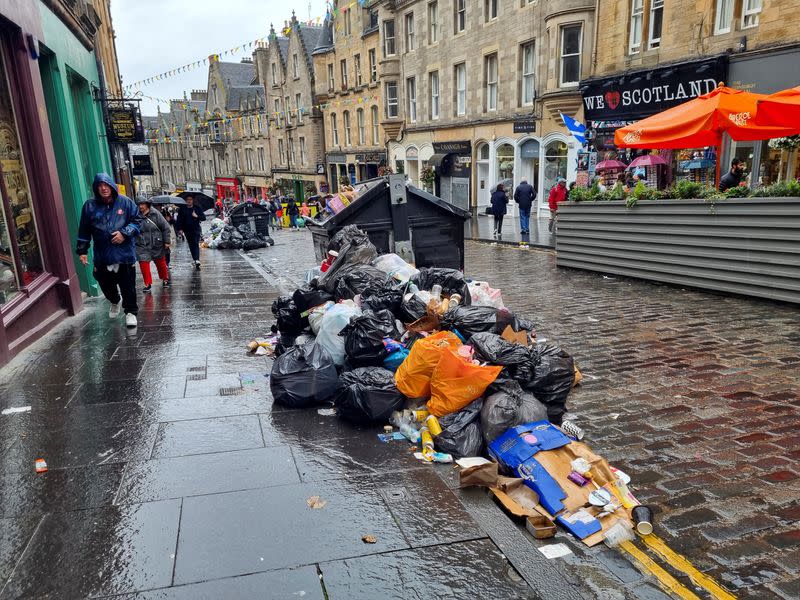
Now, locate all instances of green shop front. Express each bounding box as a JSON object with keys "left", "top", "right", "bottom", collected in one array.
[{"left": 37, "top": 1, "right": 114, "bottom": 297}]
